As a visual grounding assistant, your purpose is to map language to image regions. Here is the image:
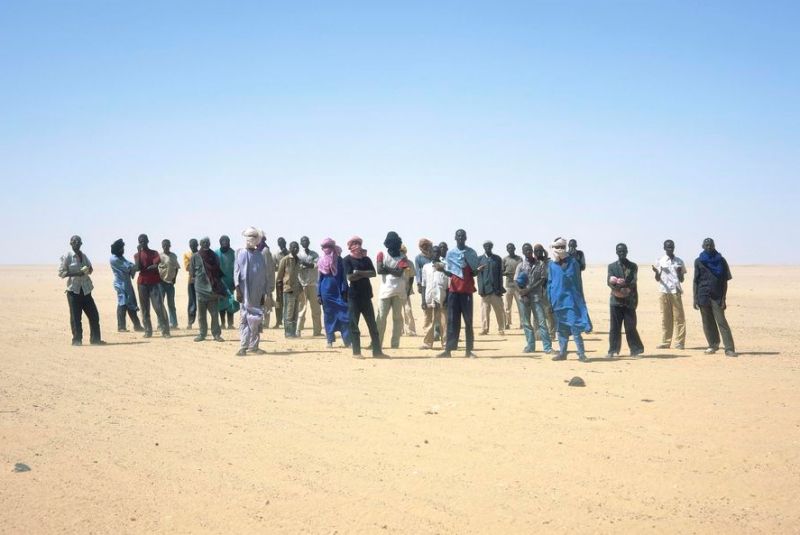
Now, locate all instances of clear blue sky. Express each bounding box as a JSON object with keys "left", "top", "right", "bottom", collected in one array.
[{"left": 2, "top": 1, "right": 798, "bottom": 264}]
